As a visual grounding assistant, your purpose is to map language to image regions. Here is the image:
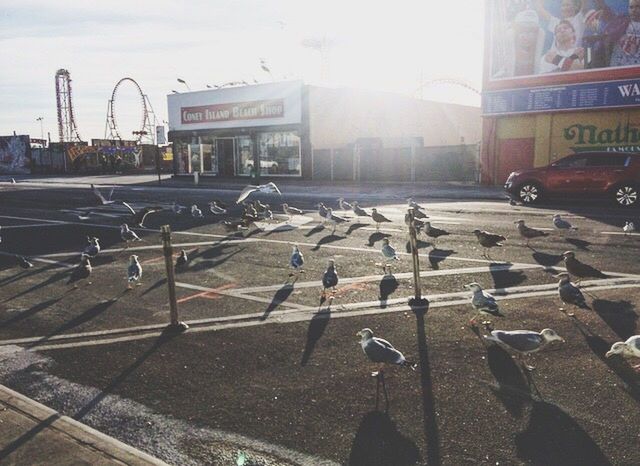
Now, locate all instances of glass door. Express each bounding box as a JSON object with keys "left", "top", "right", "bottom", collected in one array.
[
  {"left": 216, "top": 138, "right": 235, "bottom": 177},
  {"left": 188, "top": 143, "right": 201, "bottom": 173},
  {"left": 235, "top": 135, "right": 253, "bottom": 176}
]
